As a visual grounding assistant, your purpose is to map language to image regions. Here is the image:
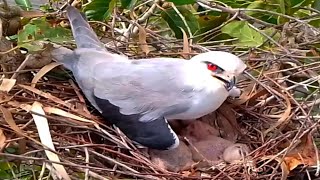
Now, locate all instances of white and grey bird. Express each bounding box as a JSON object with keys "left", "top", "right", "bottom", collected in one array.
[{"left": 52, "top": 6, "right": 247, "bottom": 150}]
